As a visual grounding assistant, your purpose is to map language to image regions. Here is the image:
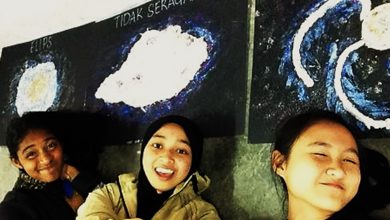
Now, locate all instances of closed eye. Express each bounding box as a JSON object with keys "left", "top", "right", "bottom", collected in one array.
[
  {"left": 343, "top": 158, "right": 358, "bottom": 165},
  {"left": 313, "top": 153, "right": 327, "bottom": 157}
]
